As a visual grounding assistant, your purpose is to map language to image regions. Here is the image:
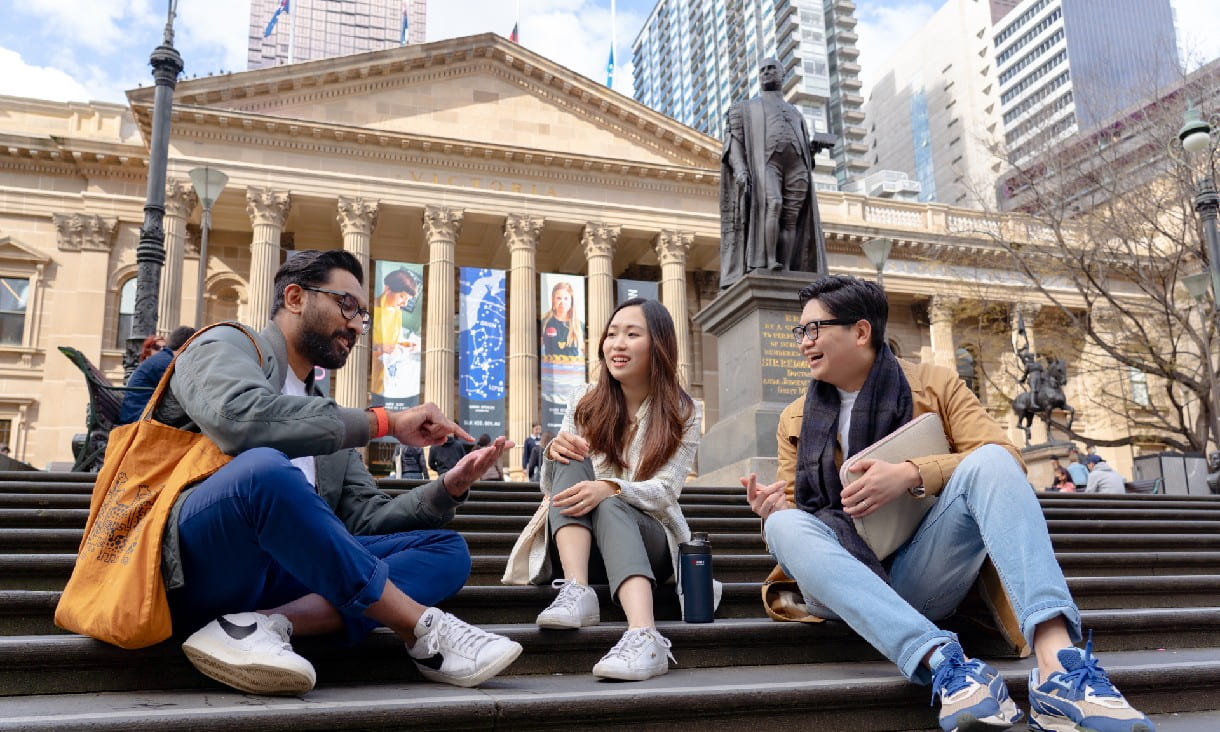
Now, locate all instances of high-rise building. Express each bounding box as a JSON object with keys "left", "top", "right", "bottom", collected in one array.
[
  {"left": 997, "top": 0, "right": 1177, "bottom": 165},
  {"left": 248, "top": 0, "right": 427, "bottom": 70},
  {"left": 631, "top": 0, "right": 868, "bottom": 191},
  {"left": 863, "top": 0, "right": 1005, "bottom": 207}
]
